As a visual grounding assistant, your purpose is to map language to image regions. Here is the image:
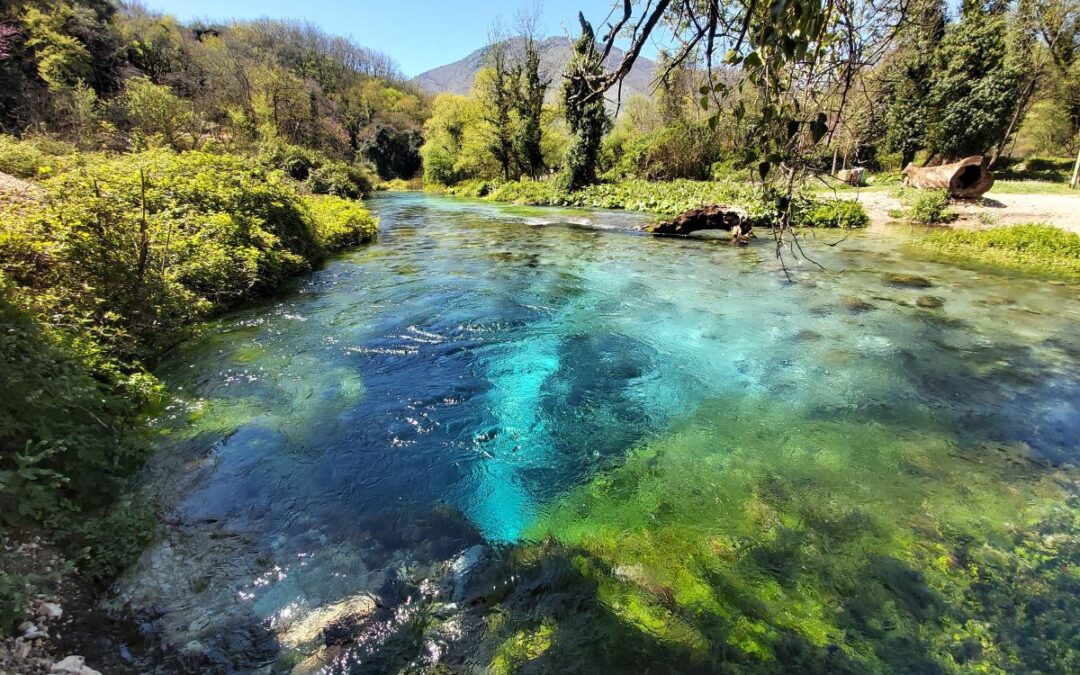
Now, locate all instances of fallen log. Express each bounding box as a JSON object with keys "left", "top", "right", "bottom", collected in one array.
[
  {"left": 901, "top": 156, "right": 995, "bottom": 198},
  {"left": 645, "top": 205, "right": 752, "bottom": 241}
]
